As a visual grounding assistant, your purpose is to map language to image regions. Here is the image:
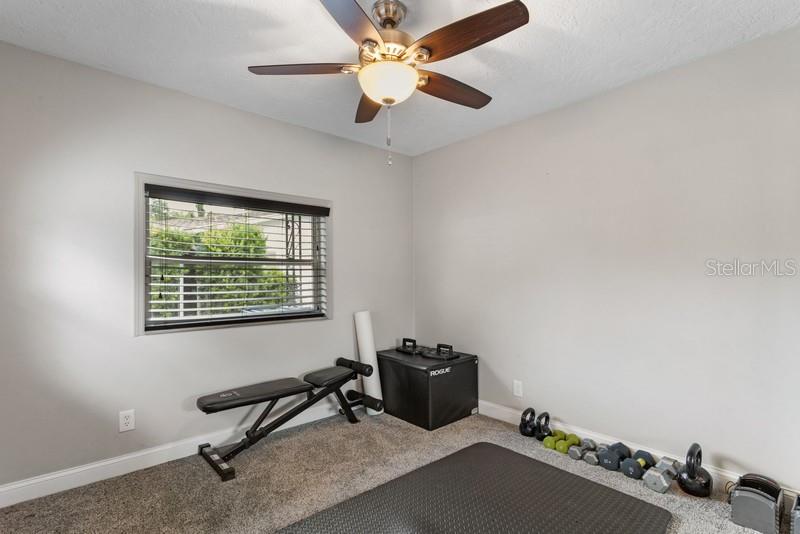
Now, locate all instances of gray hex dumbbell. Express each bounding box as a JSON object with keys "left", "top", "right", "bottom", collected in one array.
[
  {"left": 643, "top": 457, "right": 681, "bottom": 493},
  {"left": 599, "top": 442, "right": 632, "bottom": 471},
  {"left": 621, "top": 450, "right": 656, "bottom": 479},
  {"left": 584, "top": 443, "right": 608, "bottom": 466},
  {"left": 568, "top": 438, "right": 597, "bottom": 460}
]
